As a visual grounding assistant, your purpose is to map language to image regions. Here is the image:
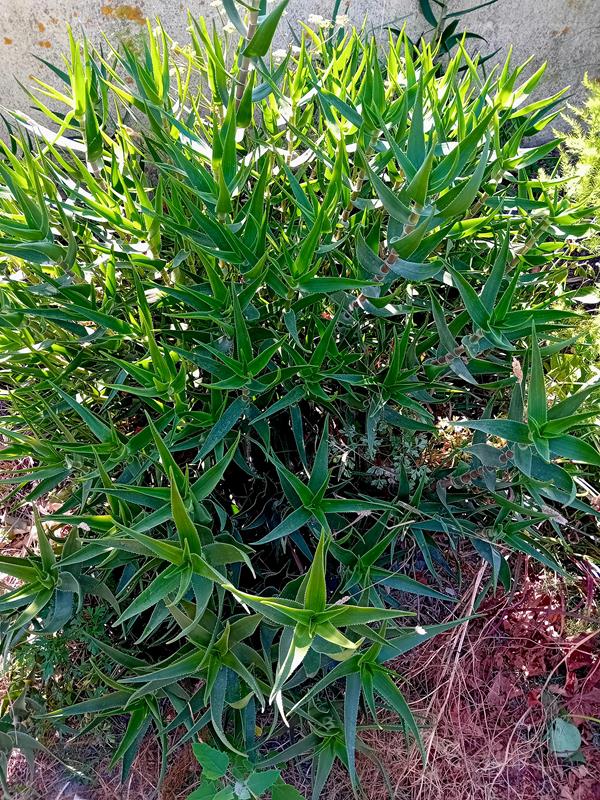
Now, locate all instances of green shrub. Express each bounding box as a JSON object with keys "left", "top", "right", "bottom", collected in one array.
[
  {"left": 0, "top": 7, "right": 598, "bottom": 798},
  {"left": 561, "top": 75, "right": 600, "bottom": 252},
  {"left": 562, "top": 75, "right": 600, "bottom": 211}
]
